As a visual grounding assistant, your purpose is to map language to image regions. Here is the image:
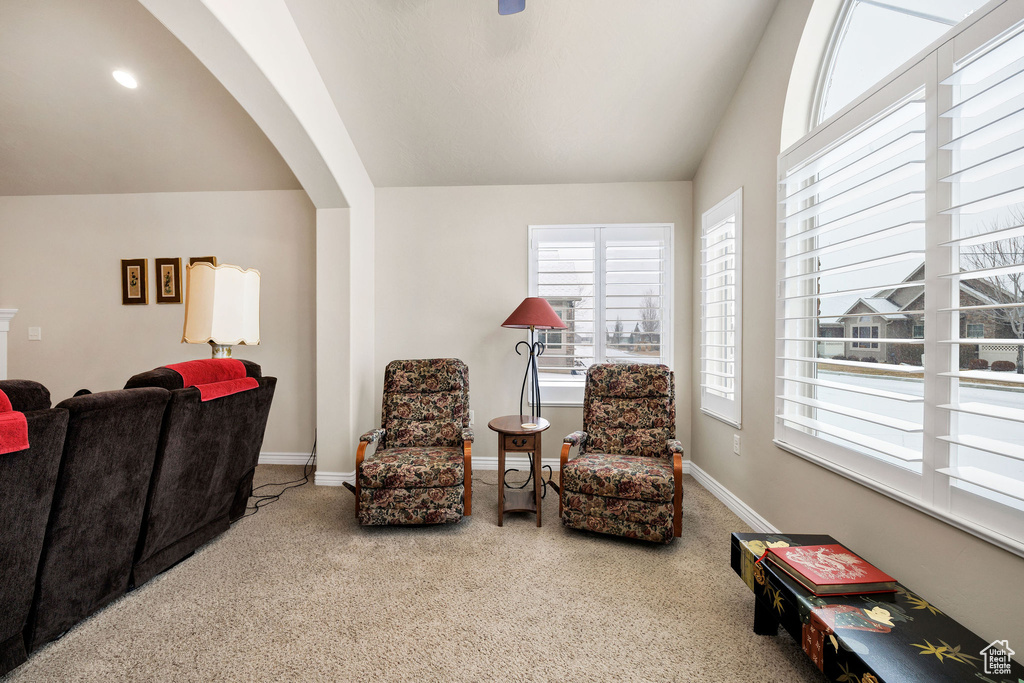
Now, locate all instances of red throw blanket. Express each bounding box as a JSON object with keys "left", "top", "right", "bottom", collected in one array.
[
  {"left": 0, "top": 388, "right": 29, "bottom": 455},
  {"left": 165, "top": 359, "right": 259, "bottom": 402}
]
